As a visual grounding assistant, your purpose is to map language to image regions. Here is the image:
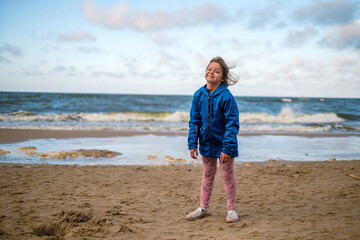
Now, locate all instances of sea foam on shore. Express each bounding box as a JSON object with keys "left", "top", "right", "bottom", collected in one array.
[{"left": 1, "top": 134, "right": 359, "bottom": 165}]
